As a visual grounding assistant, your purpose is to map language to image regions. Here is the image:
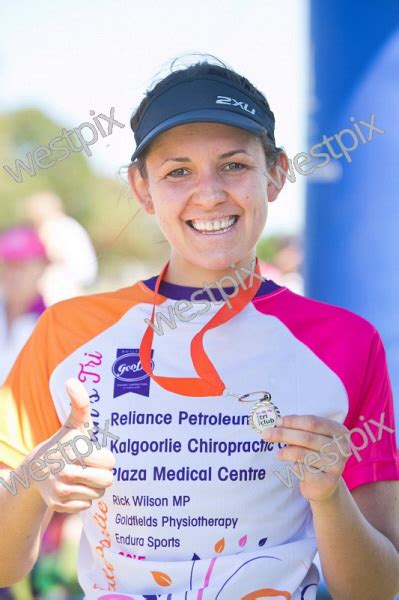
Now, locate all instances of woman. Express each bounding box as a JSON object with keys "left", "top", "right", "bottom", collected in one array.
[{"left": 0, "top": 58, "right": 398, "bottom": 600}]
